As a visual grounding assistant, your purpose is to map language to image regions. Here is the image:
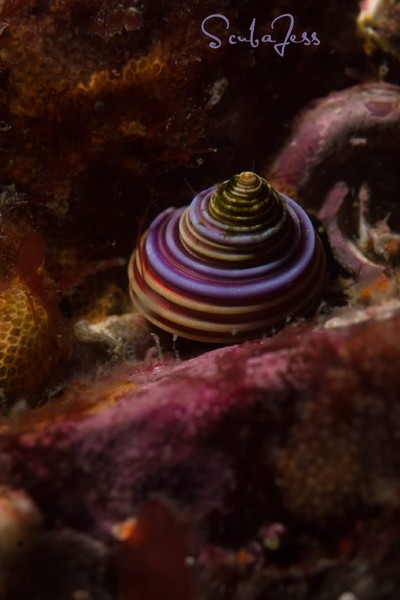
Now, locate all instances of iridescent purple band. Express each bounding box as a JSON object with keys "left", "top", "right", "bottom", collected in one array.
[{"left": 142, "top": 194, "right": 313, "bottom": 299}]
